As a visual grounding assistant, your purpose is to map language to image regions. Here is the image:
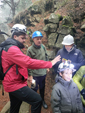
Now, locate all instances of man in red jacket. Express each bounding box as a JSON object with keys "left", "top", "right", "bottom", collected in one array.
[{"left": 1, "top": 24, "right": 61, "bottom": 113}]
